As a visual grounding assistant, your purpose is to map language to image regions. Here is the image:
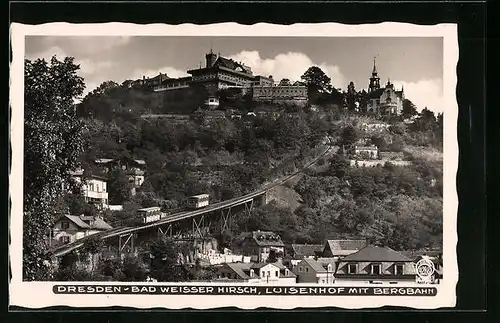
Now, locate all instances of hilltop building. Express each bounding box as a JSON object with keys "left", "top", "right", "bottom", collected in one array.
[
  {"left": 366, "top": 58, "right": 404, "bottom": 116},
  {"left": 128, "top": 49, "right": 308, "bottom": 111}
]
